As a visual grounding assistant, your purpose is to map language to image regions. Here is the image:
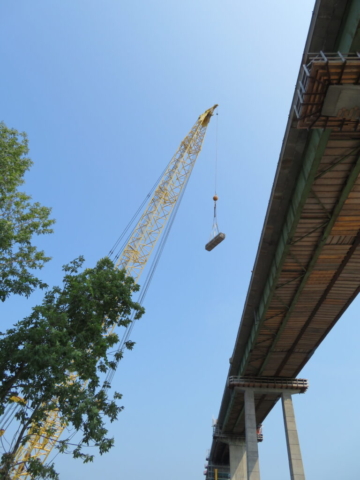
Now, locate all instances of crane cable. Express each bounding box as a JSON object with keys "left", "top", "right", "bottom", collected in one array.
[
  {"left": 108, "top": 162, "right": 170, "bottom": 261},
  {"left": 214, "top": 111, "right": 219, "bottom": 196},
  {"left": 105, "top": 160, "right": 193, "bottom": 385},
  {"left": 210, "top": 112, "right": 220, "bottom": 240},
  {"left": 0, "top": 402, "right": 19, "bottom": 435},
  {"left": 0, "top": 184, "right": 171, "bottom": 457}
]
